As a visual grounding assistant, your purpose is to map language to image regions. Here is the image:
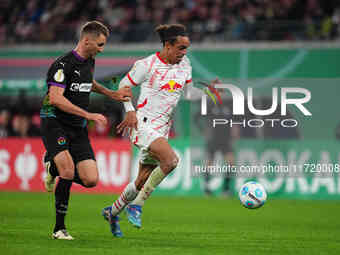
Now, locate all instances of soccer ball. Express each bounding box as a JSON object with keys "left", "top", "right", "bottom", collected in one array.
[{"left": 239, "top": 181, "right": 267, "bottom": 209}]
